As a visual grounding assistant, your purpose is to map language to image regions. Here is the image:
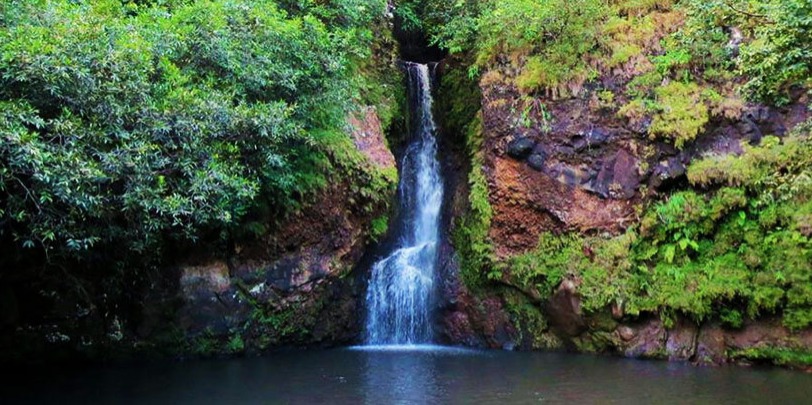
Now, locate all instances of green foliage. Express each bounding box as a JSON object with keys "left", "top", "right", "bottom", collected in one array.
[
  {"left": 429, "top": 0, "right": 810, "bottom": 106},
  {"left": 614, "top": 0, "right": 673, "bottom": 16},
  {"left": 453, "top": 114, "right": 494, "bottom": 289},
  {"left": 190, "top": 329, "right": 218, "bottom": 356},
  {"left": 477, "top": 0, "right": 606, "bottom": 94},
  {"left": 427, "top": 0, "right": 606, "bottom": 95},
  {"left": 509, "top": 233, "right": 585, "bottom": 300},
  {"left": 493, "top": 129, "right": 812, "bottom": 330},
  {"left": 502, "top": 289, "right": 560, "bottom": 349},
  {"left": 435, "top": 63, "right": 493, "bottom": 289},
  {"left": 612, "top": 0, "right": 810, "bottom": 149},
  {"left": 736, "top": 0, "right": 812, "bottom": 104},
  {"left": 424, "top": 0, "right": 481, "bottom": 54},
  {"left": 720, "top": 308, "right": 744, "bottom": 329},
  {"left": 730, "top": 346, "right": 812, "bottom": 367},
  {"left": 0, "top": 0, "right": 391, "bottom": 264},
  {"left": 394, "top": 0, "right": 425, "bottom": 32},
  {"left": 648, "top": 0, "right": 812, "bottom": 105},
  {"left": 370, "top": 215, "right": 390, "bottom": 242},
  {"left": 427, "top": 0, "right": 808, "bottom": 147},
  {"left": 648, "top": 82, "right": 709, "bottom": 148},
  {"left": 226, "top": 334, "right": 245, "bottom": 353}
]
